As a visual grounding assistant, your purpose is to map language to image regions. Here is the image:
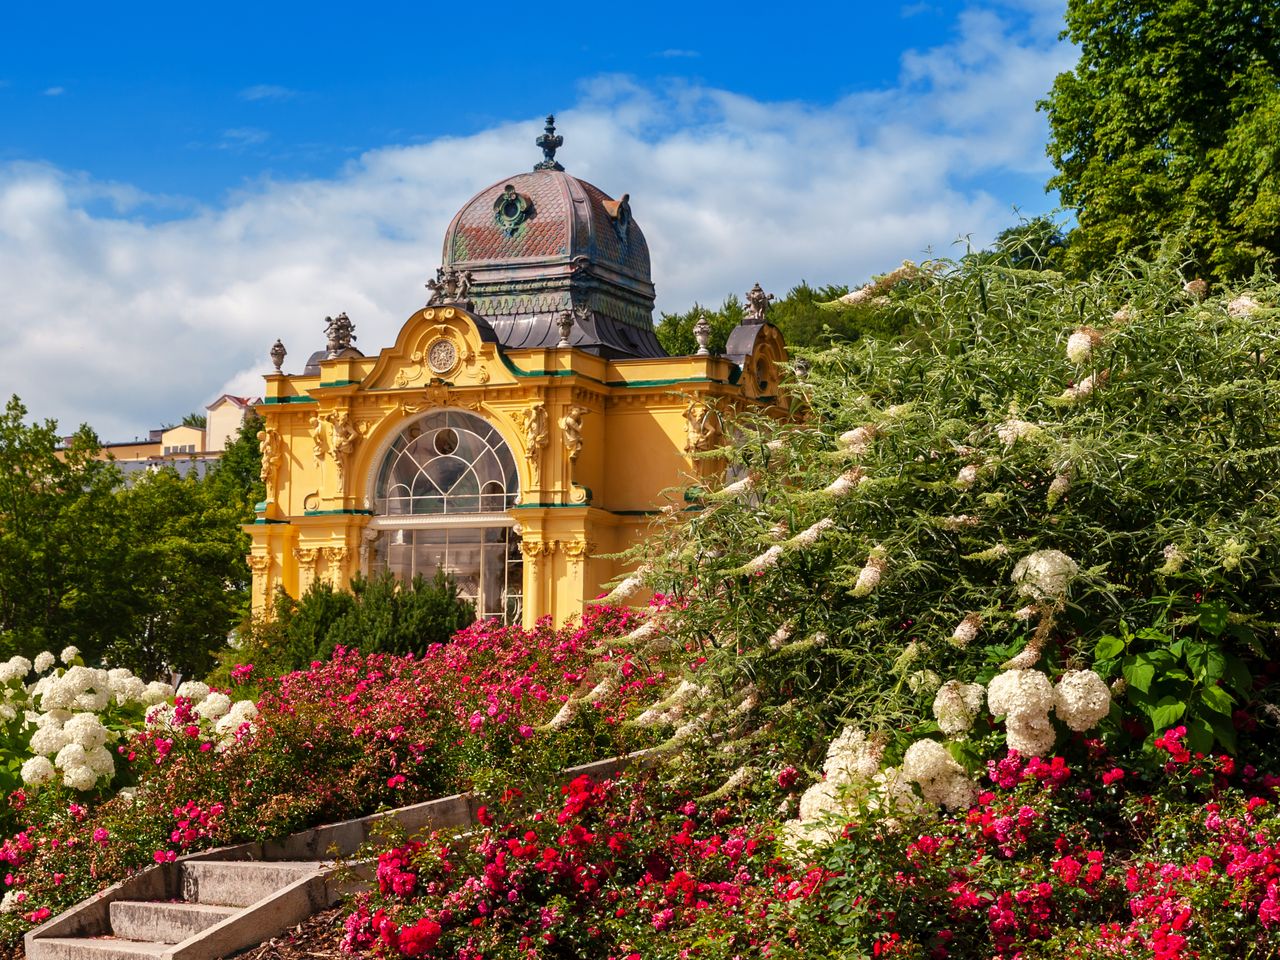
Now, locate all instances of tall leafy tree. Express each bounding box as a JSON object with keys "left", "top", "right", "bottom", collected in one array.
[
  {"left": 1042, "top": 0, "right": 1280, "bottom": 280},
  {"left": 0, "top": 396, "right": 131, "bottom": 660}
]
